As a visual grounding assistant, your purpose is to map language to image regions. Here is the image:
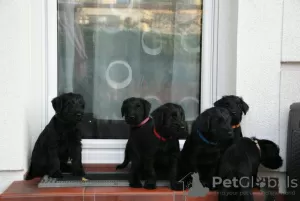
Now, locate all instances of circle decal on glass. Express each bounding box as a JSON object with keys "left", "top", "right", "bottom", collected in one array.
[
  {"left": 142, "top": 29, "right": 162, "bottom": 56},
  {"left": 105, "top": 60, "right": 132, "bottom": 90},
  {"left": 179, "top": 97, "right": 199, "bottom": 121},
  {"left": 181, "top": 34, "right": 200, "bottom": 53}
]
